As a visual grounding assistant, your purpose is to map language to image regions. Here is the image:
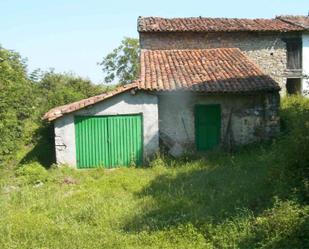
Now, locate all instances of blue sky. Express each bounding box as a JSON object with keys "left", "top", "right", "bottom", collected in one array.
[{"left": 0, "top": 0, "right": 308, "bottom": 83}]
